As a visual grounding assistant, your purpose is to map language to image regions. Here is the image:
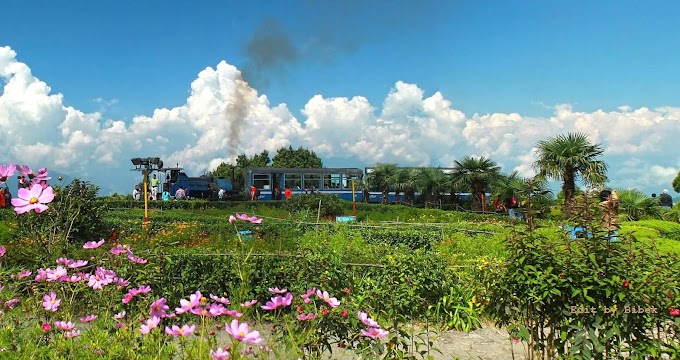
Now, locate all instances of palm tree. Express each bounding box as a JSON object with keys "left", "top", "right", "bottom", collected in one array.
[
  {"left": 367, "top": 163, "right": 399, "bottom": 204},
  {"left": 616, "top": 188, "right": 662, "bottom": 221},
  {"left": 452, "top": 156, "right": 501, "bottom": 212},
  {"left": 393, "top": 168, "right": 418, "bottom": 204},
  {"left": 416, "top": 168, "right": 449, "bottom": 205},
  {"left": 494, "top": 172, "right": 554, "bottom": 217},
  {"left": 533, "top": 133, "right": 608, "bottom": 217}
]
